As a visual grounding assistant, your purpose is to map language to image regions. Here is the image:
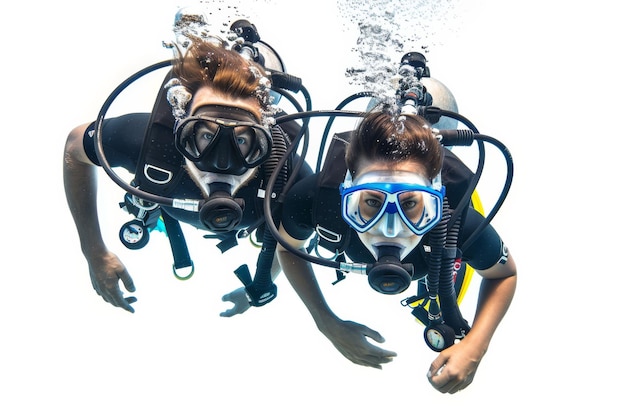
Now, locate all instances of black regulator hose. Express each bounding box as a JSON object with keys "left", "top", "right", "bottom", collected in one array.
[
  {"left": 269, "top": 70, "right": 304, "bottom": 94},
  {"left": 438, "top": 212, "right": 471, "bottom": 336},
  {"left": 438, "top": 130, "right": 514, "bottom": 251},
  {"left": 236, "top": 125, "right": 290, "bottom": 306},
  {"left": 264, "top": 110, "right": 368, "bottom": 271},
  {"left": 426, "top": 200, "right": 449, "bottom": 302},
  {"left": 315, "top": 91, "right": 377, "bottom": 173},
  {"left": 234, "top": 80, "right": 311, "bottom": 307},
  {"left": 421, "top": 107, "right": 486, "bottom": 232},
  {"left": 273, "top": 85, "right": 313, "bottom": 195}
]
